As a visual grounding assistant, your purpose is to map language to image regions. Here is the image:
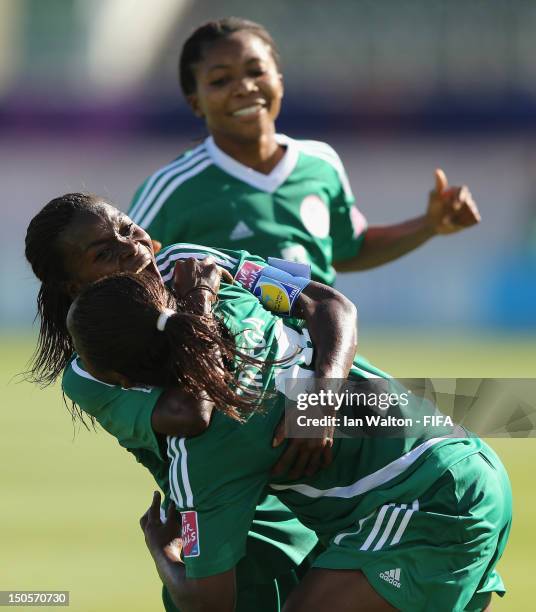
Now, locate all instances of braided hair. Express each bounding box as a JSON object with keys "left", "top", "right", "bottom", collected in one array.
[
  {"left": 24, "top": 194, "right": 106, "bottom": 426},
  {"left": 69, "top": 272, "right": 271, "bottom": 421}
]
